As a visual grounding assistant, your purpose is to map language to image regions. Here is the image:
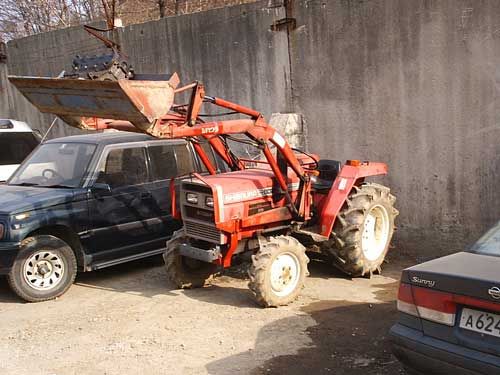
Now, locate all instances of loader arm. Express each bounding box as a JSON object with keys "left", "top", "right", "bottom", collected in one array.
[
  {"left": 7, "top": 26, "right": 397, "bottom": 303},
  {"left": 9, "top": 74, "right": 311, "bottom": 219}
]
